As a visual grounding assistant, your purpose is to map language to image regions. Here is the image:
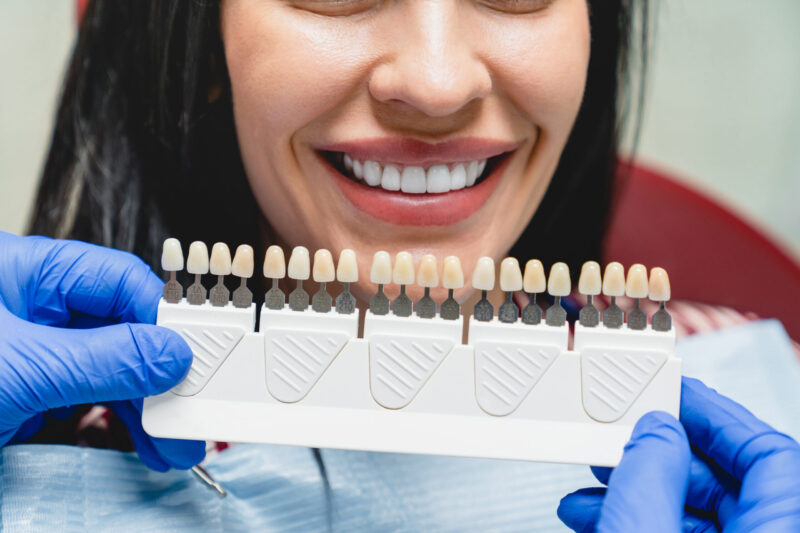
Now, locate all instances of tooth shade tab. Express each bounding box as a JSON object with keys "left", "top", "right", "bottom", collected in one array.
[
  {"left": 370, "top": 251, "right": 392, "bottom": 284},
  {"left": 649, "top": 267, "right": 671, "bottom": 301},
  {"left": 625, "top": 263, "right": 649, "bottom": 299},
  {"left": 578, "top": 261, "right": 602, "bottom": 295},
  {"left": 523, "top": 259, "right": 546, "bottom": 293},
  {"left": 602, "top": 262, "right": 625, "bottom": 297},
  {"left": 186, "top": 241, "right": 210, "bottom": 275},
  {"left": 231, "top": 245, "right": 254, "bottom": 278},
  {"left": 499, "top": 257, "right": 523, "bottom": 292},
  {"left": 336, "top": 249, "right": 359, "bottom": 283},
  {"left": 547, "top": 262, "right": 571, "bottom": 297},
  {"left": 393, "top": 252, "right": 415, "bottom": 285},
  {"left": 161, "top": 238, "right": 184, "bottom": 271},
  {"left": 288, "top": 246, "right": 311, "bottom": 280},
  {"left": 209, "top": 243, "right": 232, "bottom": 276},
  {"left": 263, "top": 245, "right": 286, "bottom": 279},
  {"left": 417, "top": 255, "right": 439, "bottom": 287},
  {"left": 313, "top": 249, "right": 335, "bottom": 283},
  {"left": 472, "top": 256, "right": 496, "bottom": 291},
  {"left": 442, "top": 256, "right": 464, "bottom": 289}
]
